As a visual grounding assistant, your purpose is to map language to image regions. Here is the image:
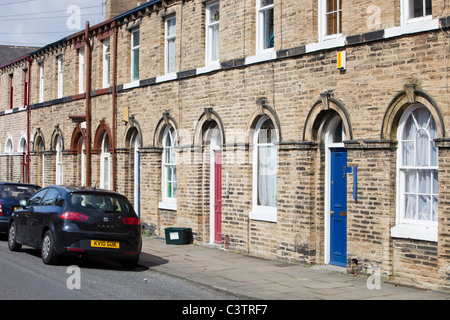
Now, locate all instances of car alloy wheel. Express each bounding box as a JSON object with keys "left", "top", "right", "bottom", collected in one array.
[
  {"left": 41, "top": 231, "right": 59, "bottom": 265},
  {"left": 42, "top": 234, "right": 51, "bottom": 259},
  {"left": 8, "top": 222, "right": 22, "bottom": 252}
]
